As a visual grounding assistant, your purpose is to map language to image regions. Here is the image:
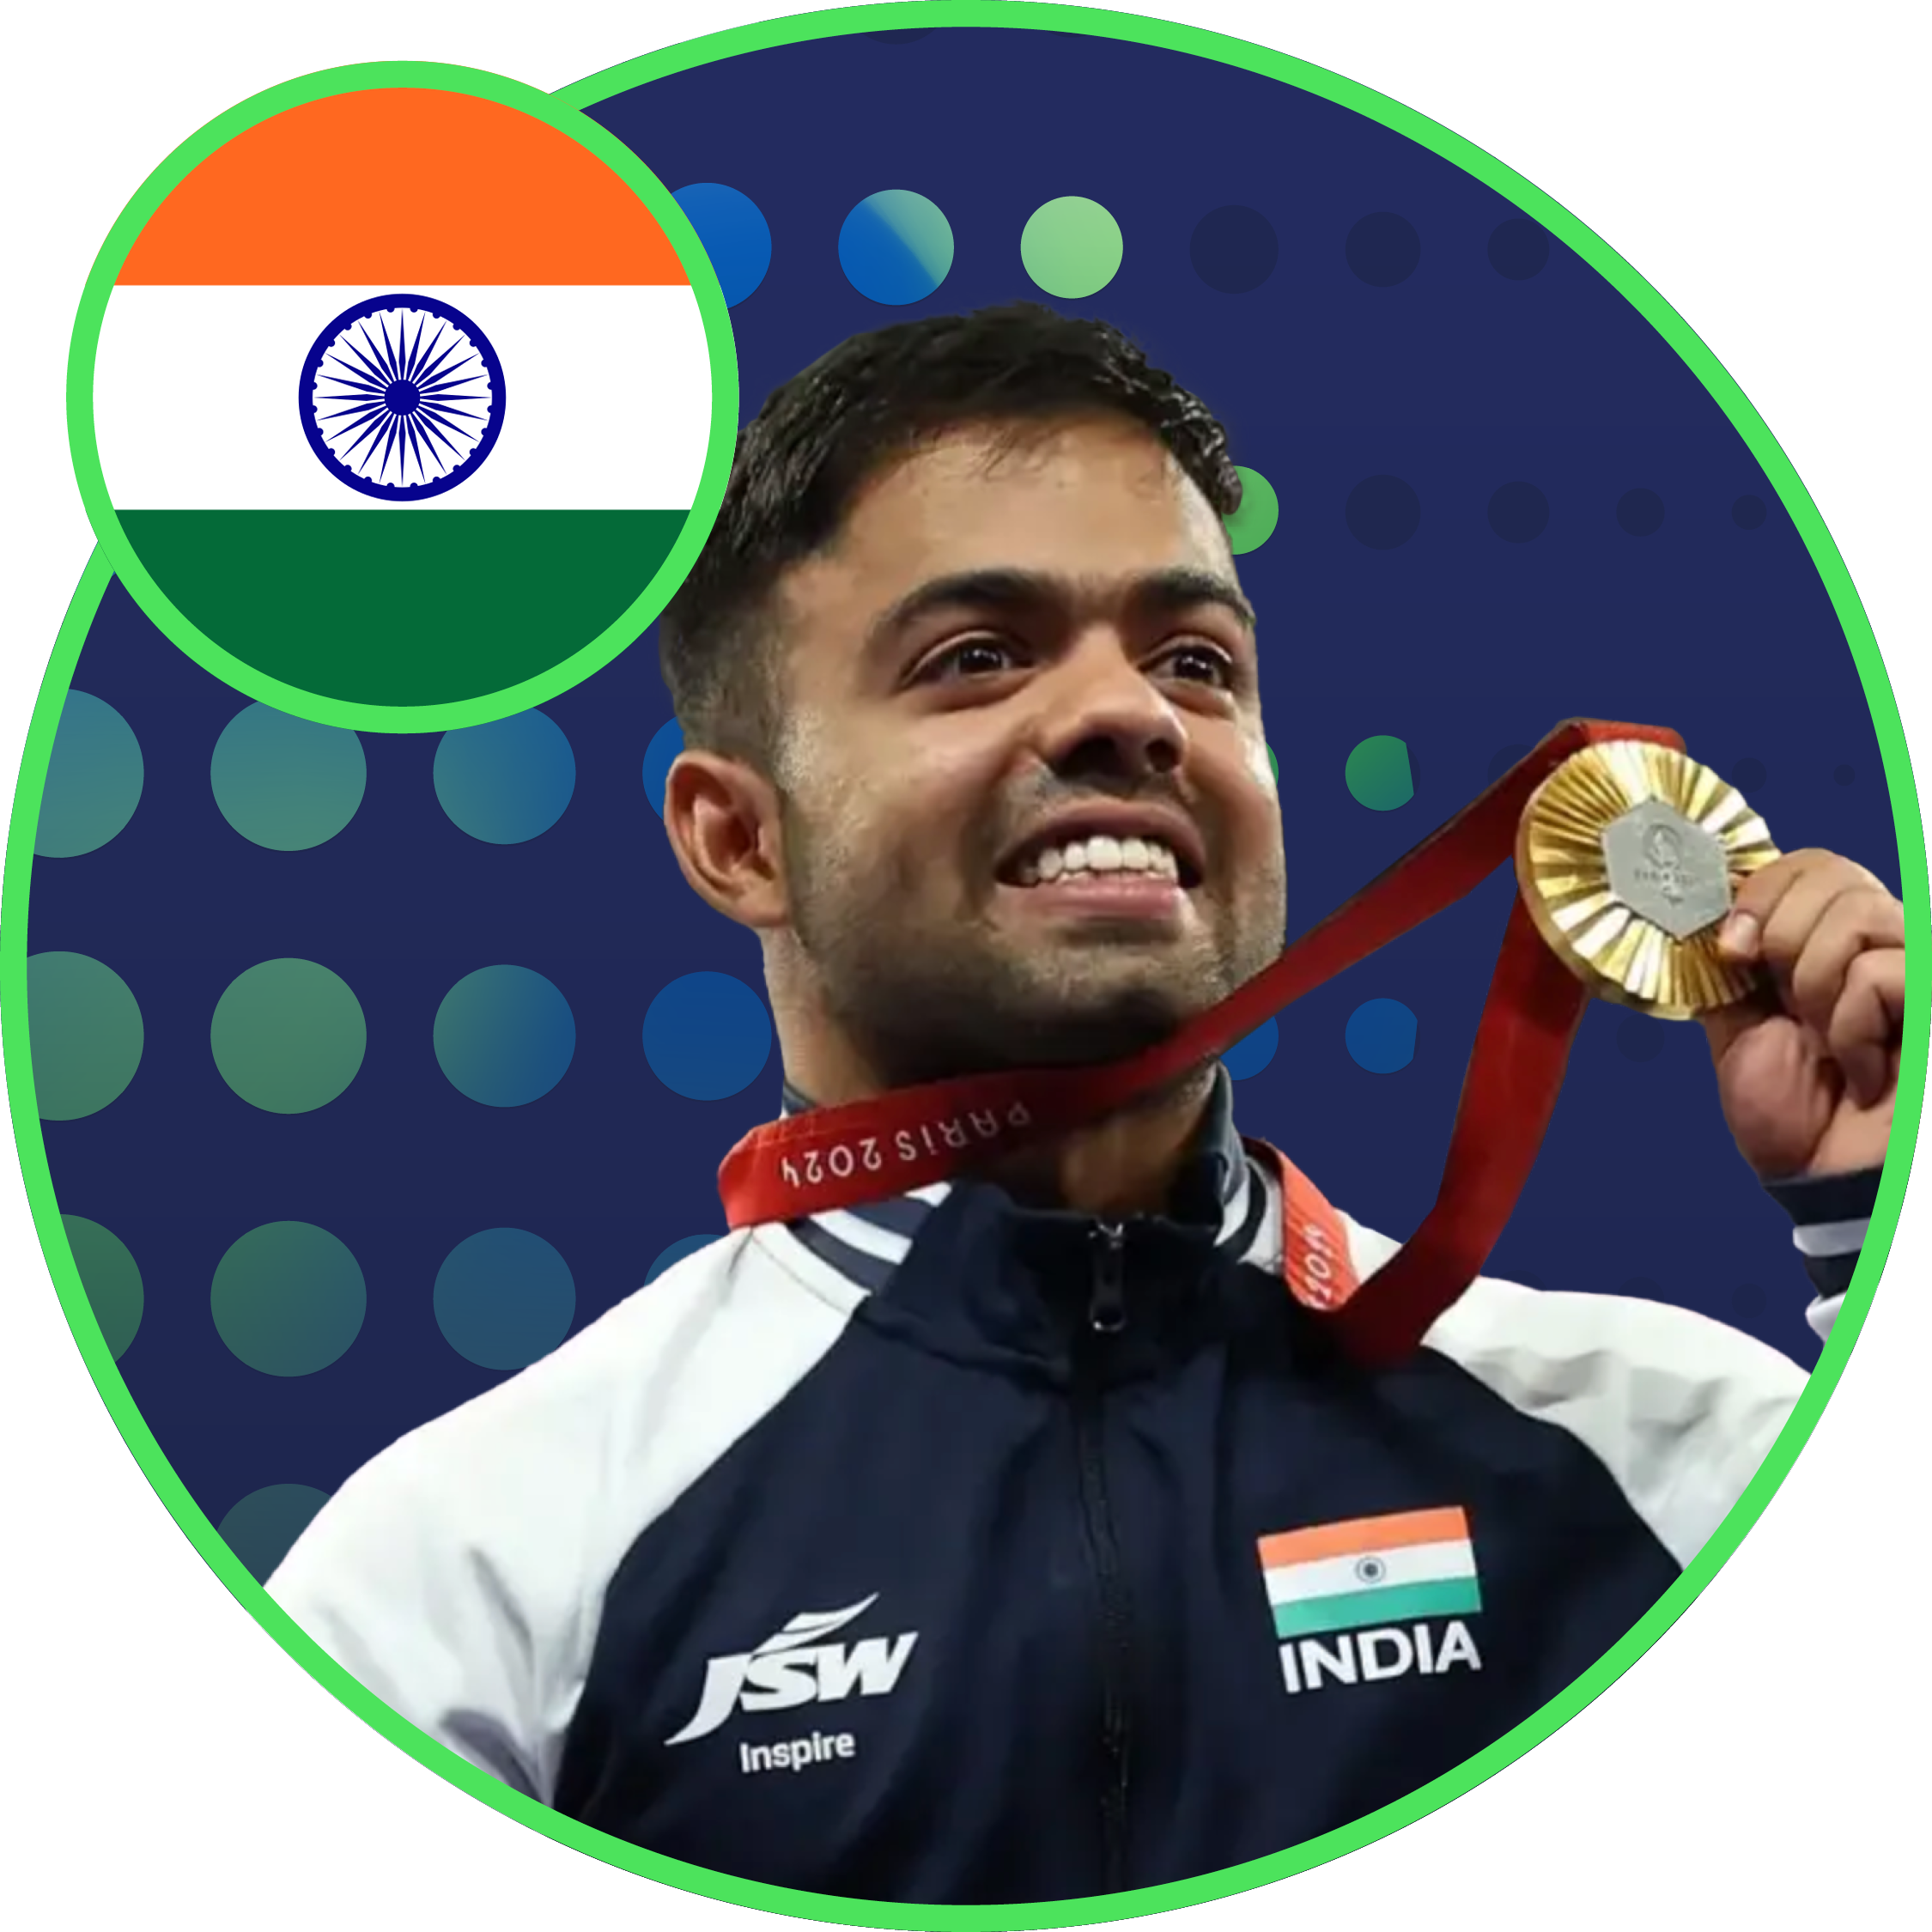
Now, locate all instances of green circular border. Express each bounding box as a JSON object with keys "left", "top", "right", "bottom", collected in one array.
[
  {"left": 9, "top": 3, "right": 1925, "bottom": 1923},
  {"left": 64, "top": 58, "right": 740, "bottom": 735}
]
